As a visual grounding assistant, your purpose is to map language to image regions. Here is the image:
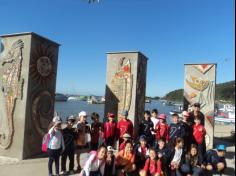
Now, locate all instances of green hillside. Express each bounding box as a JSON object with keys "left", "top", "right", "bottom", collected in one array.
[{"left": 164, "top": 80, "right": 235, "bottom": 103}]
